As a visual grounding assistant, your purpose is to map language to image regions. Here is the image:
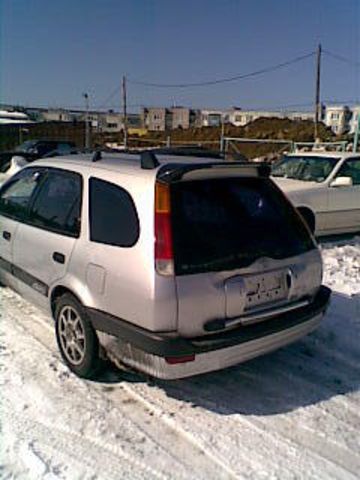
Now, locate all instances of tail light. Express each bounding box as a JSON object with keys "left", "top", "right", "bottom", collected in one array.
[
  {"left": 155, "top": 181, "right": 174, "bottom": 276},
  {"left": 165, "top": 354, "right": 195, "bottom": 364}
]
